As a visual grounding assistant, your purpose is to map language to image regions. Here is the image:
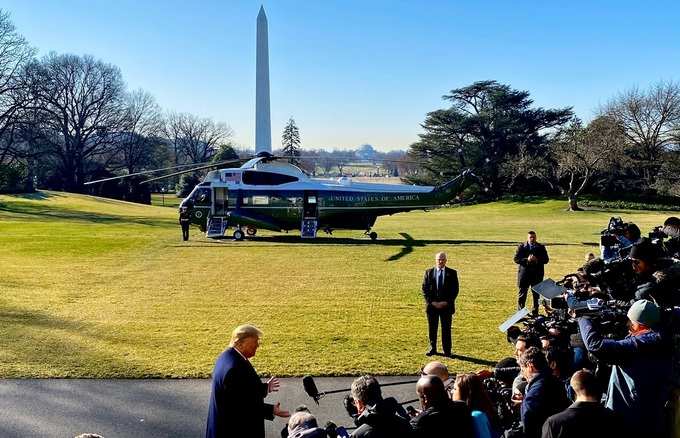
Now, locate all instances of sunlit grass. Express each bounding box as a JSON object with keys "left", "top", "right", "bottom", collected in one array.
[
  {"left": 0, "top": 191, "right": 670, "bottom": 377},
  {"left": 151, "top": 193, "right": 182, "bottom": 208}
]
